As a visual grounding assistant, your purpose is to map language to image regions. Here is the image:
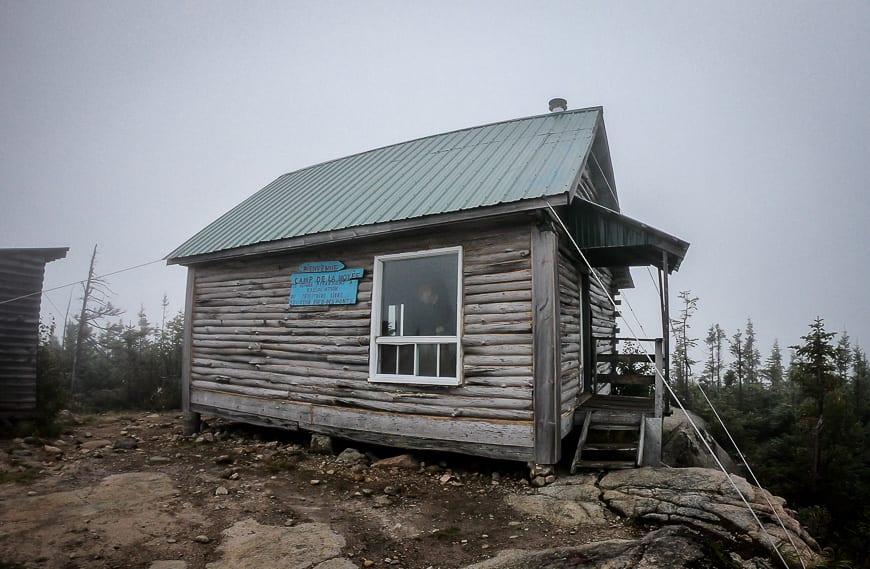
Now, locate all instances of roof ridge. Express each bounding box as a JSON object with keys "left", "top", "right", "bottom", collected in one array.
[{"left": 275, "top": 106, "right": 604, "bottom": 182}]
